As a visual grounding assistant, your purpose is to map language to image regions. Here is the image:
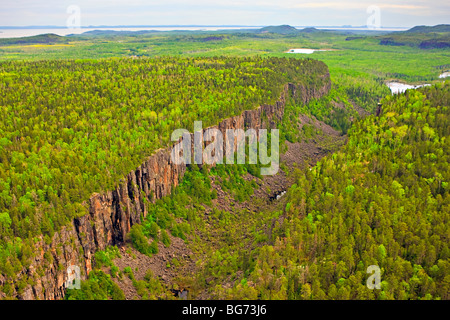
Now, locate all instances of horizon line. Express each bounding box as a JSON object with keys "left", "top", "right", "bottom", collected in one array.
[{"left": 0, "top": 24, "right": 414, "bottom": 29}]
